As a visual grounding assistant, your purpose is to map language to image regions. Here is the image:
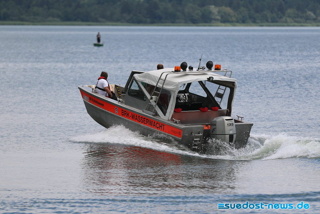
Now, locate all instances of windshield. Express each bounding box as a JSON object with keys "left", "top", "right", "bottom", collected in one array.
[{"left": 175, "top": 81, "right": 231, "bottom": 111}]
